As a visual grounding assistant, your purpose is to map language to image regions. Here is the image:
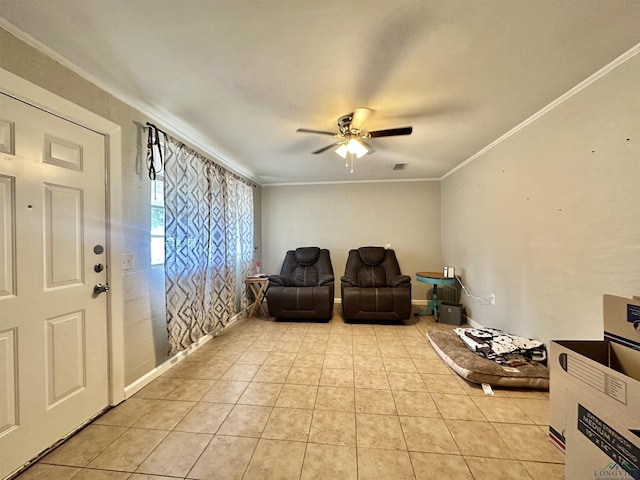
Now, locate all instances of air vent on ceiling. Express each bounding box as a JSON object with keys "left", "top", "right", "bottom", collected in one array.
[{"left": 392, "top": 162, "right": 408, "bottom": 171}]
